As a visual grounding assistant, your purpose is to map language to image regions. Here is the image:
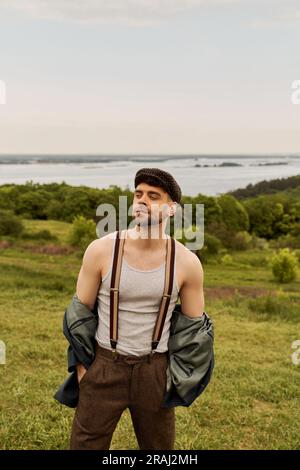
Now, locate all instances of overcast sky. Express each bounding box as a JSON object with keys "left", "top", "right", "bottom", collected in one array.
[{"left": 0, "top": 0, "right": 300, "bottom": 154}]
